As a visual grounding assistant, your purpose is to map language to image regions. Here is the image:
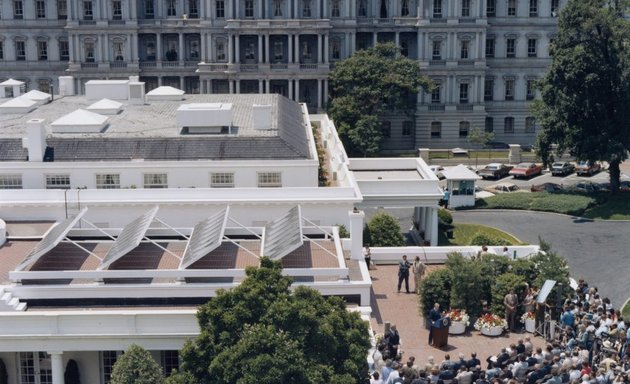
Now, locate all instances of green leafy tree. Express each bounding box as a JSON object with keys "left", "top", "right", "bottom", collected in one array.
[
  {"left": 329, "top": 43, "right": 431, "bottom": 156},
  {"left": 530, "top": 239, "right": 571, "bottom": 301},
  {"left": 366, "top": 211, "right": 405, "bottom": 247},
  {"left": 446, "top": 253, "right": 492, "bottom": 317},
  {"left": 64, "top": 359, "right": 81, "bottom": 384},
  {"left": 172, "top": 258, "right": 370, "bottom": 384},
  {"left": 533, "top": 0, "right": 630, "bottom": 193},
  {"left": 0, "top": 358, "right": 7, "bottom": 384},
  {"left": 490, "top": 272, "right": 527, "bottom": 316},
  {"left": 467, "top": 127, "right": 495, "bottom": 168},
  {"left": 419, "top": 268, "right": 453, "bottom": 317},
  {"left": 110, "top": 345, "right": 164, "bottom": 384}
]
